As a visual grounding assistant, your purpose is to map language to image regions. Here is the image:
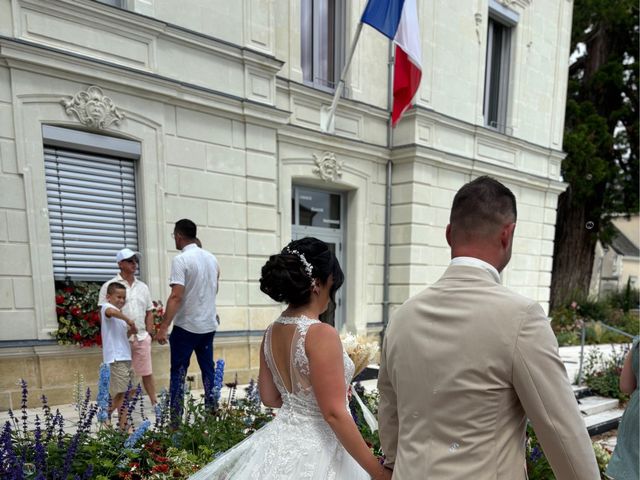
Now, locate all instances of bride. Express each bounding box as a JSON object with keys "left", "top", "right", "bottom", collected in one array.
[{"left": 190, "top": 237, "right": 392, "bottom": 479}]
